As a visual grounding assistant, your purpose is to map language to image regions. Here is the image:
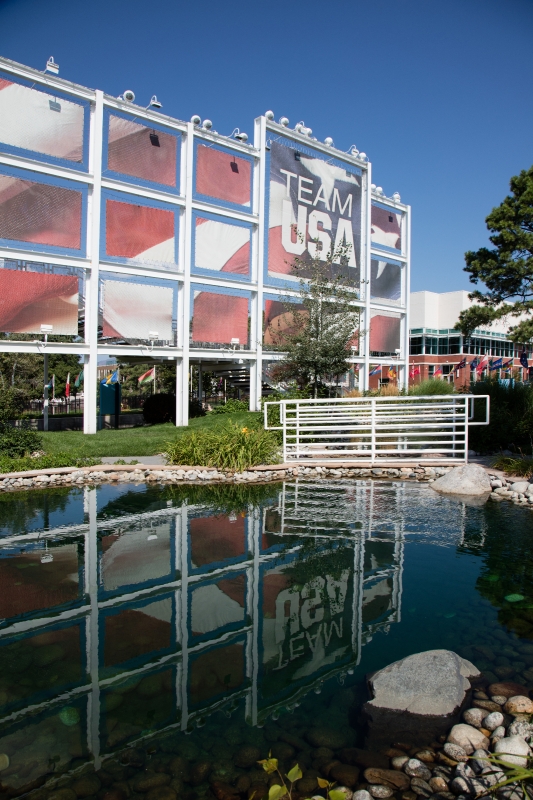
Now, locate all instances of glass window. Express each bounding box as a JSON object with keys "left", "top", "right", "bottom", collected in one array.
[
  {"left": 409, "top": 336, "right": 423, "bottom": 355},
  {"left": 424, "top": 337, "right": 438, "bottom": 355}
]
